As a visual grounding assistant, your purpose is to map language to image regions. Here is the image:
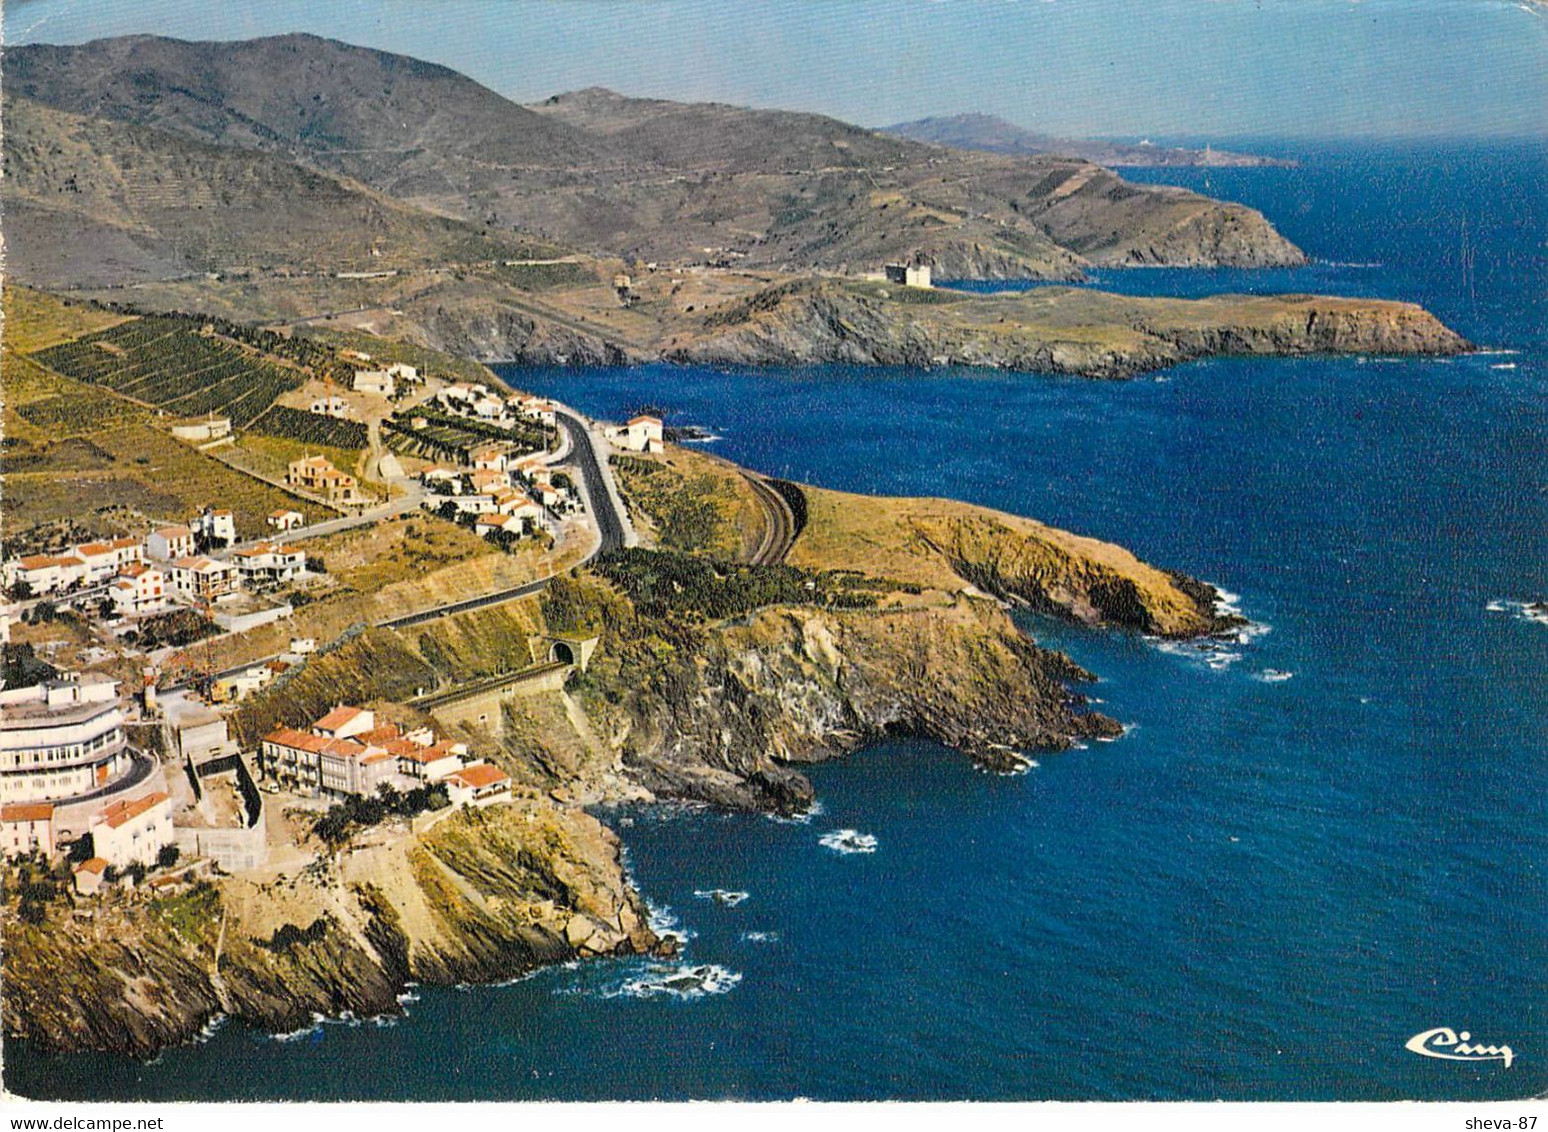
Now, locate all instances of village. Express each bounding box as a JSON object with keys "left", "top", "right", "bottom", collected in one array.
[{"left": 0, "top": 341, "right": 666, "bottom": 910}]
